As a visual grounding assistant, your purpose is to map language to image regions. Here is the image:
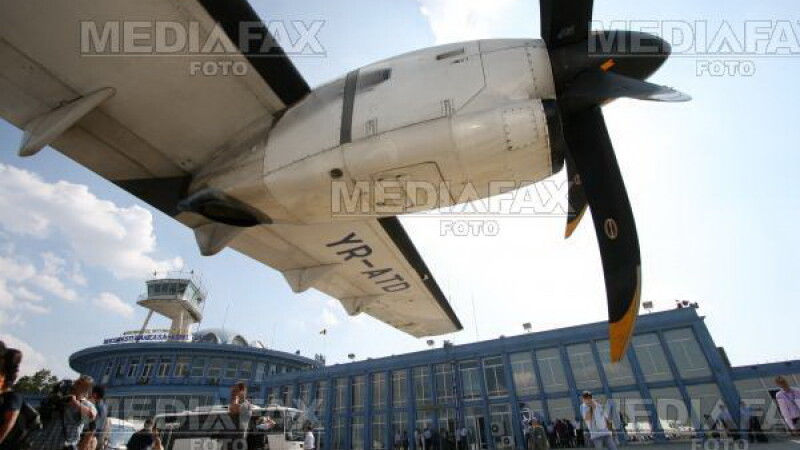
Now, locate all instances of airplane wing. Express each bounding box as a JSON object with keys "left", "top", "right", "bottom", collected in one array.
[
  {"left": 0, "top": 0, "right": 462, "bottom": 337},
  {"left": 0, "top": 0, "right": 307, "bottom": 197},
  {"left": 227, "top": 217, "right": 462, "bottom": 337}
]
